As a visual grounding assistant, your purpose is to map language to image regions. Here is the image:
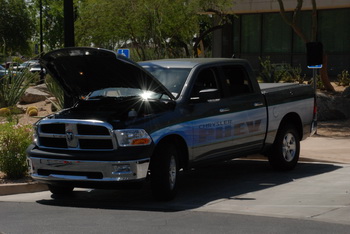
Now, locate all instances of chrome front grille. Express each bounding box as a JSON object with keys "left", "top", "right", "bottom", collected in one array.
[{"left": 37, "top": 119, "right": 117, "bottom": 151}]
